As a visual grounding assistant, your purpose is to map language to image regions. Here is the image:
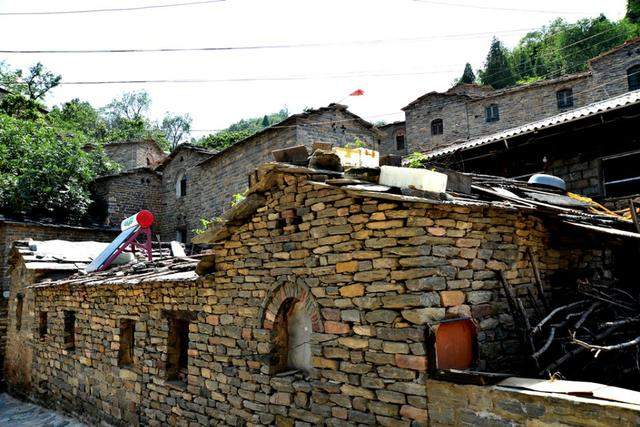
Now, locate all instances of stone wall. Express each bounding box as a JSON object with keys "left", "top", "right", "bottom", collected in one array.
[
  {"left": 91, "top": 169, "right": 164, "bottom": 230},
  {"left": 405, "top": 38, "right": 640, "bottom": 154},
  {"left": 104, "top": 140, "right": 167, "bottom": 172},
  {"left": 24, "top": 172, "right": 615, "bottom": 426},
  {"left": 426, "top": 379, "right": 640, "bottom": 426},
  {"left": 0, "top": 221, "right": 117, "bottom": 291},
  {"left": 0, "top": 294, "right": 6, "bottom": 389},
  {"left": 156, "top": 146, "right": 213, "bottom": 243},
  {"left": 157, "top": 107, "right": 380, "bottom": 243}
]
